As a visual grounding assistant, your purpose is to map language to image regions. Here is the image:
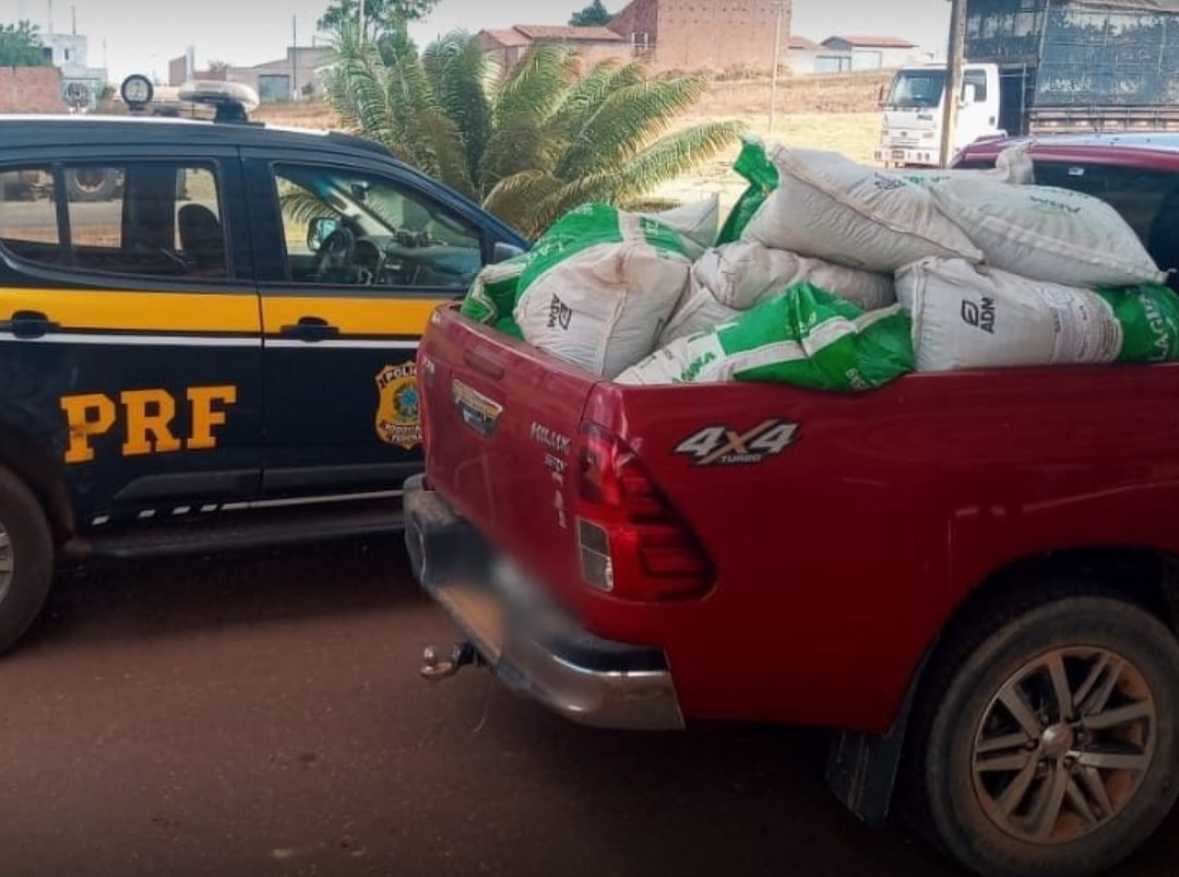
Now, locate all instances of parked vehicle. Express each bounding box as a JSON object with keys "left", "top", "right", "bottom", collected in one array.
[
  {"left": 407, "top": 133, "right": 1179, "bottom": 877},
  {"left": 877, "top": 0, "right": 1179, "bottom": 168},
  {"left": 0, "top": 78, "right": 527, "bottom": 654}
]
